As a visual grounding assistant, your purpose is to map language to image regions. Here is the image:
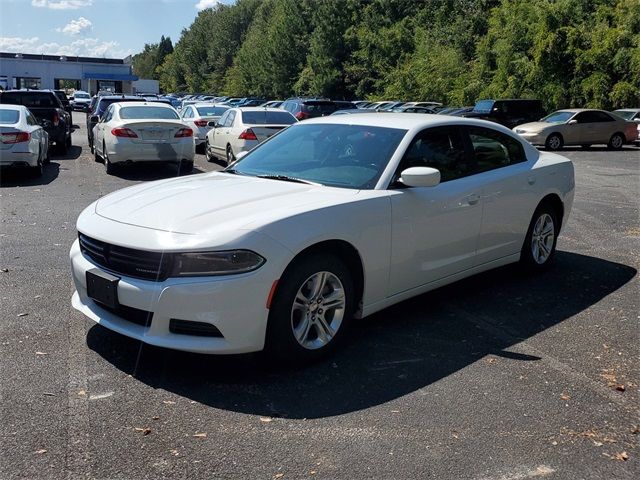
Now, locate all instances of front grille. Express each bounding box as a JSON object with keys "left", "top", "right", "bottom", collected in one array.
[
  {"left": 169, "top": 319, "right": 223, "bottom": 337},
  {"left": 98, "top": 302, "right": 153, "bottom": 328},
  {"left": 79, "top": 233, "right": 172, "bottom": 281}
]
